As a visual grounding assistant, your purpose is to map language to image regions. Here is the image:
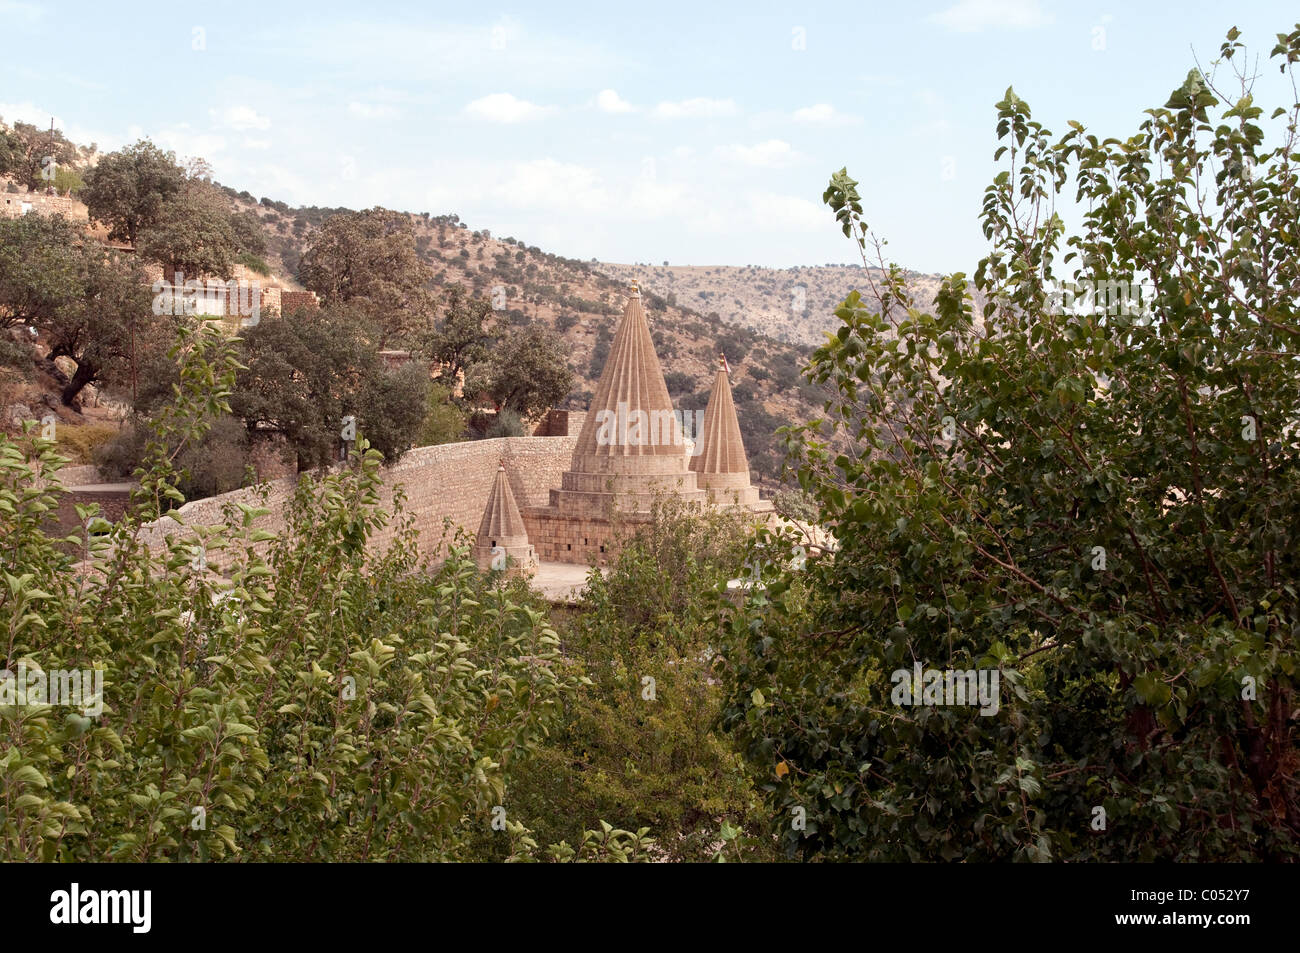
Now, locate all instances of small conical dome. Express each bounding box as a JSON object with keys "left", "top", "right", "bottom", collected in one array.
[
  {"left": 478, "top": 464, "right": 527, "bottom": 540},
  {"left": 690, "top": 356, "right": 759, "bottom": 504},
  {"left": 473, "top": 463, "right": 536, "bottom": 572}
]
